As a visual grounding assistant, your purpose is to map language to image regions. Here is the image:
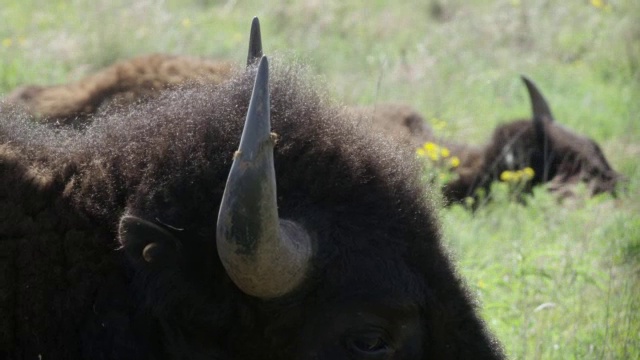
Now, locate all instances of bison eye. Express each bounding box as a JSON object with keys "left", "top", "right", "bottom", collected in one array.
[{"left": 345, "top": 330, "right": 391, "bottom": 358}]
